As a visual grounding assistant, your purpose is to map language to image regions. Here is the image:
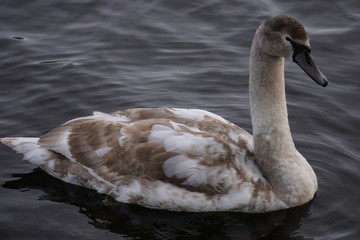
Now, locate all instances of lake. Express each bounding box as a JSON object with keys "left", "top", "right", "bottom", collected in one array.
[{"left": 0, "top": 0, "right": 359, "bottom": 239}]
